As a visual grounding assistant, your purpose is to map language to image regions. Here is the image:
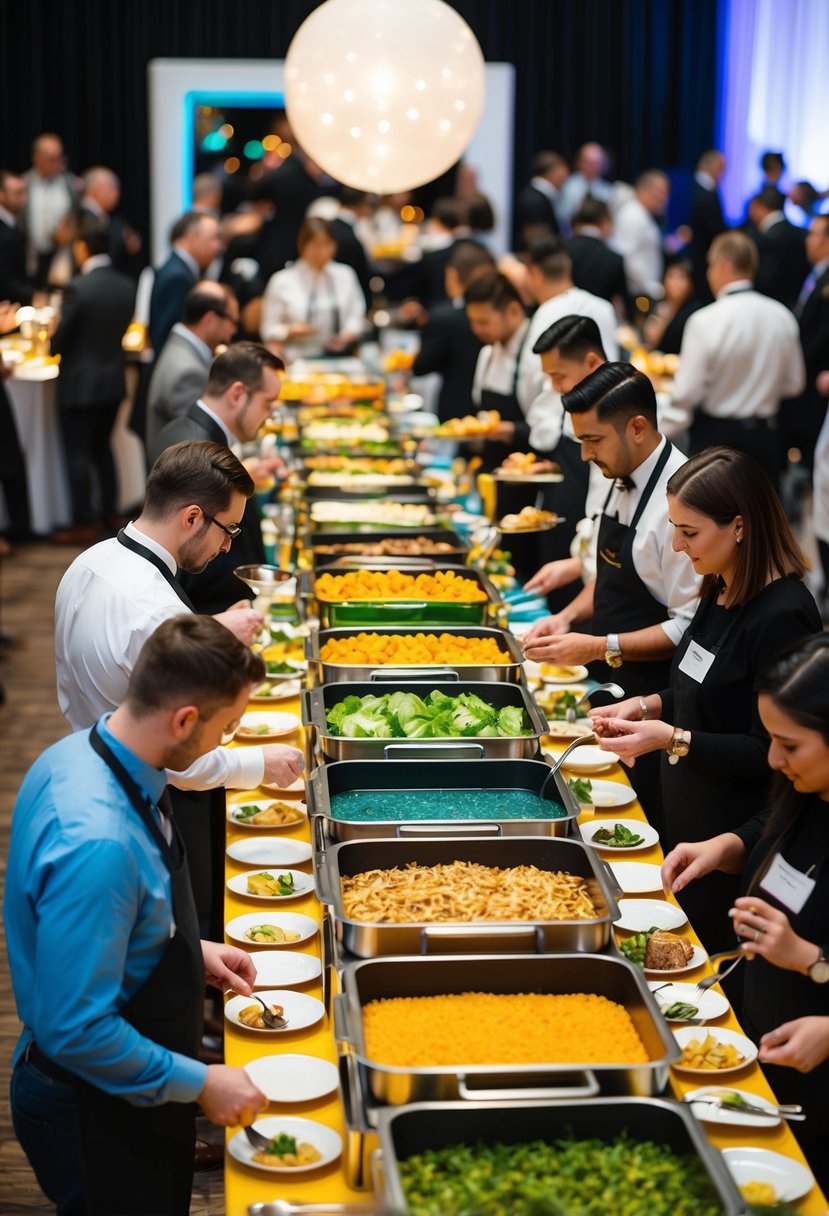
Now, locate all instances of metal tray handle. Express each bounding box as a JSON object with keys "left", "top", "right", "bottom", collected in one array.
[
  {"left": 369, "top": 1148, "right": 386, "bottom": 1204},
  {"left": 600, "top": 859, "right": 624, "bottom": 900},
  {"left": 456, "top": 1069, "right": 599, "bottom": 1102},
  {"left": 300, "top": 686, "right": 326, "bottom": 726},
  {"left": 313, "top": 840, "right": 335, "bottom": 905},
  {"left": 420, "top": 924, "right": 543, "bottom": 954},
  {"left": 397, "top": 821, "right": 502, "bottom": 837},
  {"left": 321, "top": 910, "right": 335, "bottom": 1019},
  {"left": 333, "top": 993, "right": 355, "bottom": 1046},
  {"left": 369, "top": 667, "right": 459, "bottom": 681},
  {"left": 383, "top": 742, "right": 485, "bottom": 759}
]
